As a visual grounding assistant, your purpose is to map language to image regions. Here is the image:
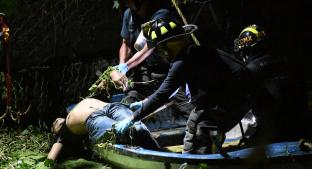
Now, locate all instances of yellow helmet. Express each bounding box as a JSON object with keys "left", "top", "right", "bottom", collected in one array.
[{"left": 234, "top": 24, "right": 266, "bottom": 52}]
